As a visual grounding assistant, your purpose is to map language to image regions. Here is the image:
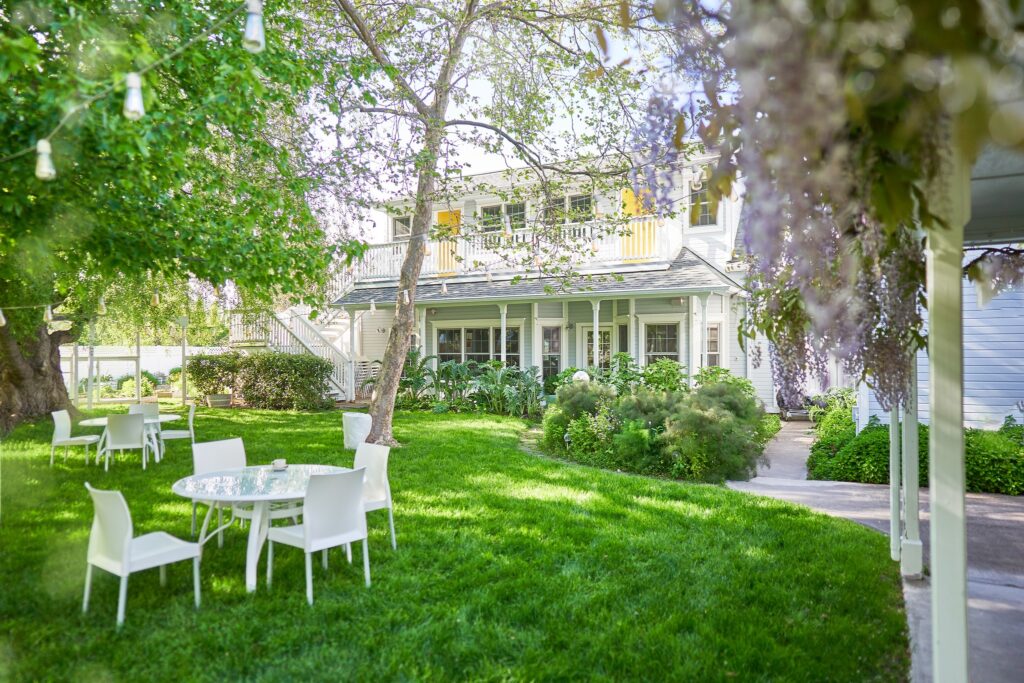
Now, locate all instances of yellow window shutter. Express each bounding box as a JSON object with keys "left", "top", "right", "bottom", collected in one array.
[{"left": 621, "top": 188, "right": 653, "bottom": 216}]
